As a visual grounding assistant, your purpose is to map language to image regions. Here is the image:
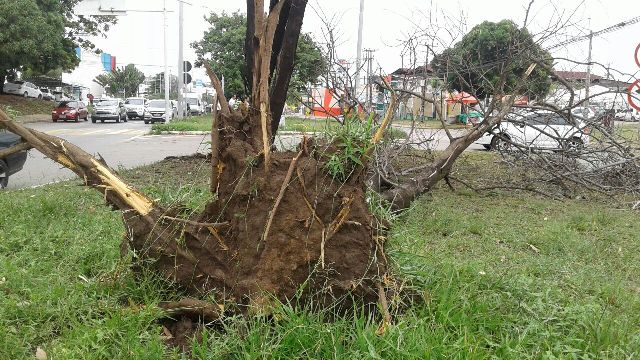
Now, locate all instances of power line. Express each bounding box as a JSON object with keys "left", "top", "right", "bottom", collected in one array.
[{"left": 549, "top": 16, "right": 640, "bottom": 50}]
